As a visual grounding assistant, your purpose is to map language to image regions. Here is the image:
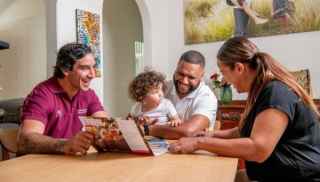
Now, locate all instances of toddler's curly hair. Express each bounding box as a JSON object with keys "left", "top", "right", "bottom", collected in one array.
[{"left": 128, "top": 71, "right": 166, "bottom": 102}]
